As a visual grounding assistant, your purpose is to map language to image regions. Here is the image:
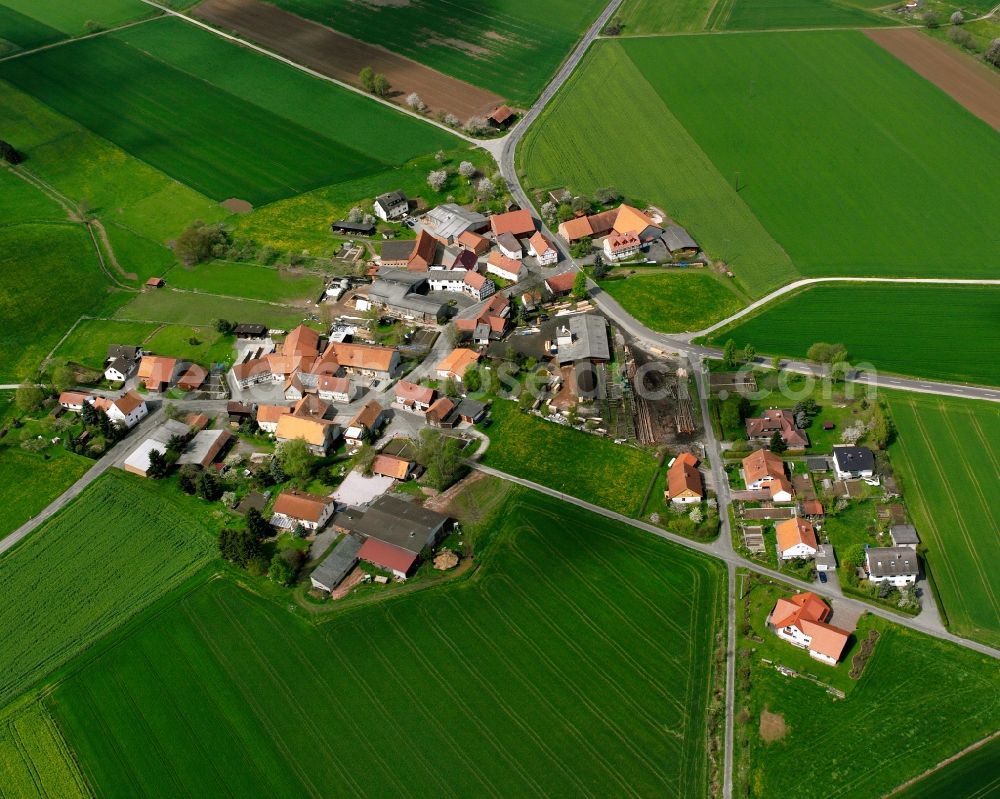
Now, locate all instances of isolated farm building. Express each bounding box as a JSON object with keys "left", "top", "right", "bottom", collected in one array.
[
  {"left": 310, "top": 533, "right": 364, "bottom": 592},
  {"left": 661, "top": 225, "right": 699, "bottom": 256},
  {"left": 833, "top": 446, "right": 876, "bottom": 480},
  {"left": 768, "top": 592, "right": 850, "bottom": 665},
  {"left": 603, "top": 231, "right": 641, "bottom": 261},
  {"left": 394, "top": 380, "right": 436, "bottom": 412},
  {"left": 373, "top": 190, "right": 408, "bottom": 221},
  {"left": 555, "top": 314, "right": 610, "bottom": 364},
  {"left": 528, "top": 232, "right": 558, "bottom": 265},
  {"left": 271, "top": 489, "right": 335, "bottom": 531},
  {"left": 775, "top": 518, "right": 818, "bottom": 560},
  {"left": 865, "top": 546, "right": 918, "bottom": 587},
  {"left": 666, "top": 452, "right": 703, "bottom": 504},
  {"left": 496, "top": 232, "right": 523, "bottom": 259},
  {"left": 104, "top": 344, "right": 142, "bottom": 382},
  {"left": 421, "top": 204, "right": 488, "bottom": 244},
  {"left": 345, "top": 400, "right": 386, "bottom": 444},
  {"left": 227, "top": 401, "right": 254, "bottom": 426},
  {"left": 436, "top": 348, "right": 481, "bottom": 382},
  {"left": 372, "top": 454, "right": 415, "bottom": 481},
  {"left": 90, "top": 391, "right": 148, "bottom": 429},
  {"left": 177, "top": 428, "right": 232, "bottom": 469},
  {"left": 490, "top": 209, "right": 535, "bottom": 239},
  {"left": 256, "top": 404, "right": 289, "bottom": 434},
  {"left": 742, "top": 449, "right": 786, "bottom": 490},
  {"left": 407, "top": 230, "right": 438, "bottom": 271},
  {"left": 330, "top": 220, "right": 375, "bottom": 236},
  {"left": 137, "top": 355, "right": 177, "bottom": 392},
  {"left": 488, "top": 105, "right": 514, "bottom": 129},
  {"left": 330, "top": 342, "right": 401, "bottom": 380},
  {"left": 486, "top": 251, "right": 524, "bottom": 282},
  {"left": 59, "top": 391, "right": 91, "bottom": 412},
  {"left": 145, "top": 277, "right": 164, "bottom": 288},
  {"left": 317, "top": 375, "right": 354, "bottom": 403},
  {"left": 890, "top": 524, "right": 920, "bottom": 549},
  {"left": 746, "top": 409, "right": 809, "bottom": 450},
  {"left": 425, "top": 396, "right": 459, "bottom": 428},
  {"left": 232, "top": 322, "right": 268, "bottom": 339},
  {"left": 458, "top": 229, "right": 490, "bottom": 255},
  {"left": 544, "top": 271, "right": 577, "bottom": 296}
]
